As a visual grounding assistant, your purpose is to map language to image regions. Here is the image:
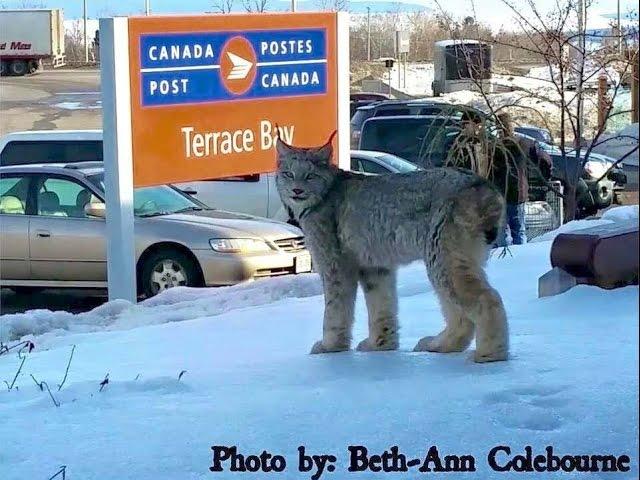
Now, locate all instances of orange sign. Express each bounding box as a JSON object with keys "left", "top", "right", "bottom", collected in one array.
[{"left": 127, "top": 13, "right": 343, "bottom": 187}]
